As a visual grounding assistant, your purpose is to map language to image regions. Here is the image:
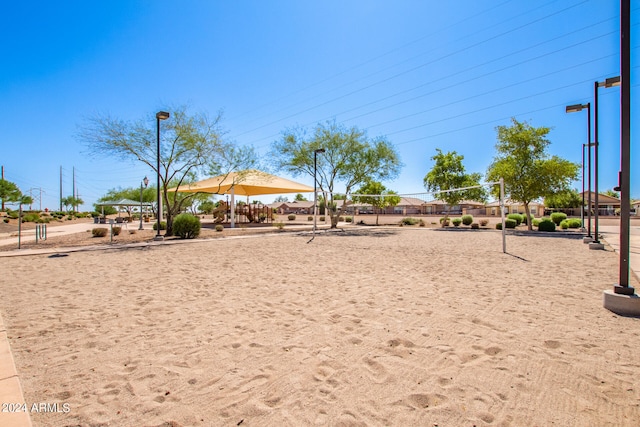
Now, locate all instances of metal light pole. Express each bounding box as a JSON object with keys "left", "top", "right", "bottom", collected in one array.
[
  {"left": 591, "top": 76, "right": 621, "bottom": 249},
  {"left": 616, "top": 0, "right": 633, "bottom": 295},
  {"left": 139, "top": 176, "right": 149, "bottom": 230},
  {"left": 581, "top": 143, "right": 586, "bottom": 231},
  {"left": 155, "top": 111, "right": 170, "bottom": 241},
  {"left": 565, "top": 102, "right": 592, "bottom": 242},
  {"left": 313, "top": 148, "right": 325, "bottom": 234}
]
